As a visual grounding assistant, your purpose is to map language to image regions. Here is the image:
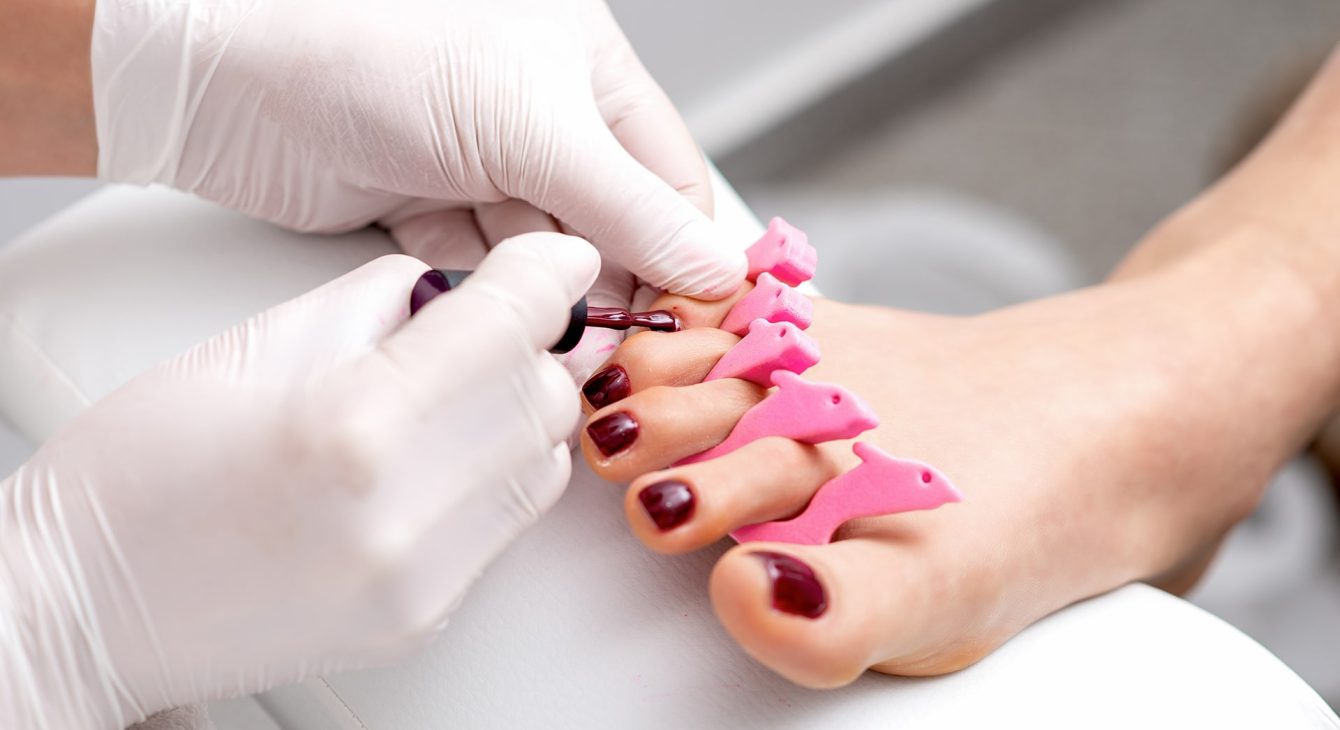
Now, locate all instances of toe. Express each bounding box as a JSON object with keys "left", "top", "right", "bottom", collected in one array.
[
  {"left": 650, "top": 281, "right": 755, "bottom": 330},
  {"left": 582, "top": 380, "right": 766, "bottom": 482},
  {"left": 710, "top": 537, "right": 997, "bottom": 688},
  {"left": 581, "top": 328, "right": 739, "bottom": 413},
  {"left": 625, "top": 437, "right": 848, "bottom": 553}
]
